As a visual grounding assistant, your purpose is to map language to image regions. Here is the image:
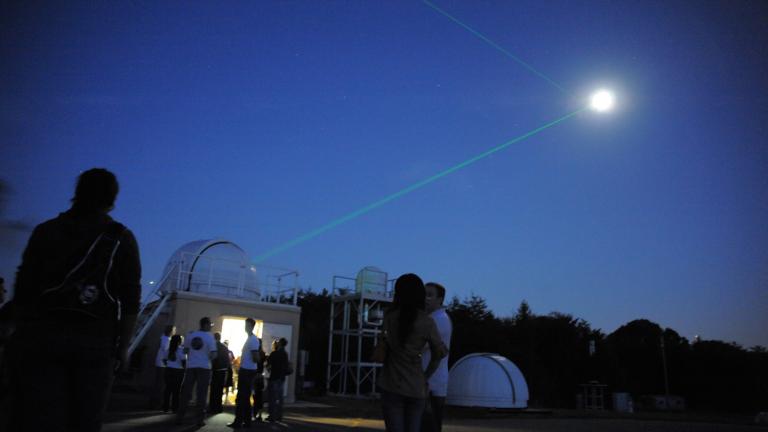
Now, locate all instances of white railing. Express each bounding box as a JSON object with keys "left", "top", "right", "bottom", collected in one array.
[{"left": 159, "top": 252, "right": 299, "bottom": 306}]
